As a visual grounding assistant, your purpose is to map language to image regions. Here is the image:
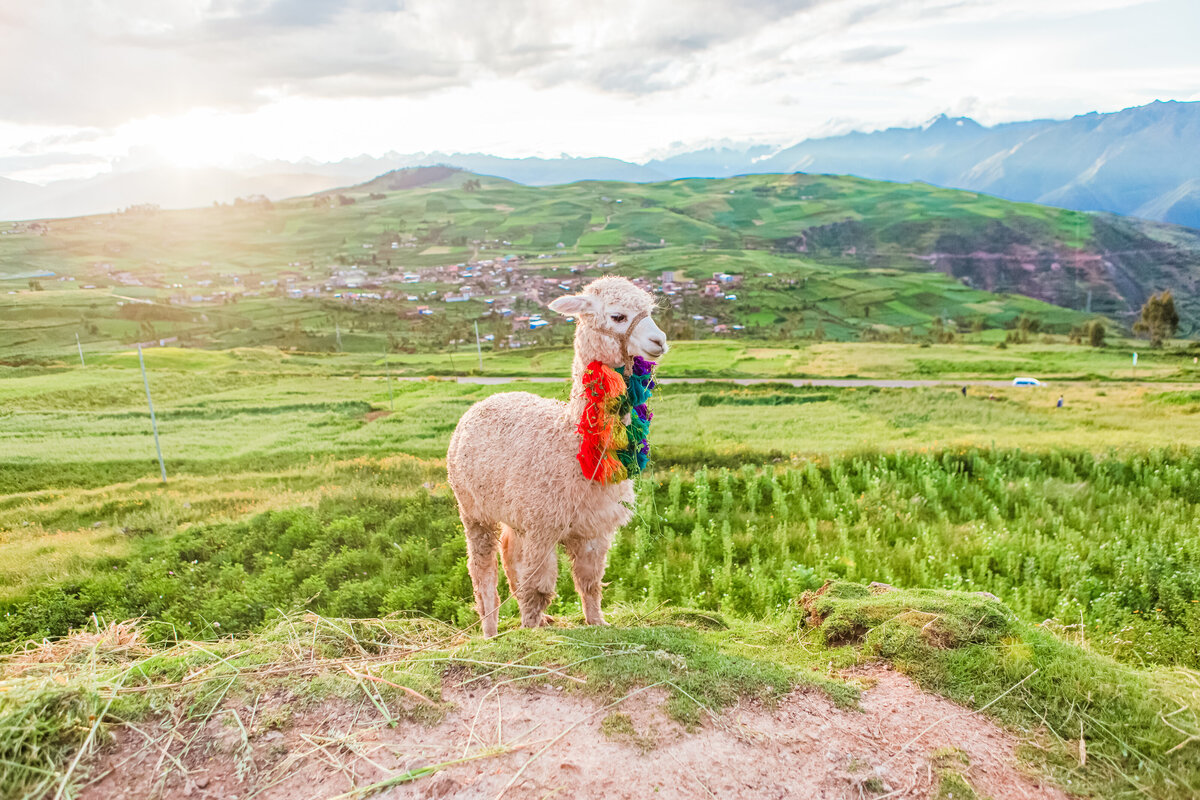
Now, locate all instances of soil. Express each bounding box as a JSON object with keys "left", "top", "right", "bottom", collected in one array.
[{"left": 81, "top": 664, "right": 1073, "bottom": 800}]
